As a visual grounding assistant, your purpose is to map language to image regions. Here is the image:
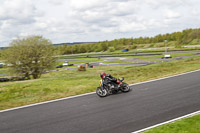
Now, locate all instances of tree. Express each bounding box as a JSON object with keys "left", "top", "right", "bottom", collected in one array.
[
  {"left": 101, "top": 42, "right": 108, "bottom": 51},
  {"left": 5, "top": 36, "right": 55, "bottom": 79},
  {"left": 0, "top": 50, "right": 3, "bottom": 60},
  {"left": 108, "top": 47, "right": 115, "bottom": 52}
]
